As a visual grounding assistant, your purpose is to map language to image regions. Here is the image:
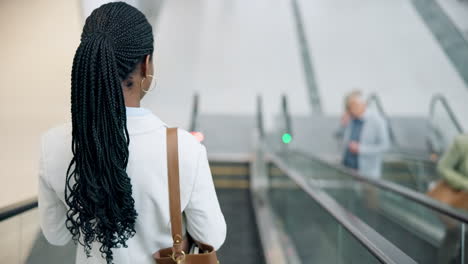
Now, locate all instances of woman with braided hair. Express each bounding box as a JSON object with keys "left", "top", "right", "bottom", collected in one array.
[{"left": 38, "top": 2, "right": 226, "bottom": 263}]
